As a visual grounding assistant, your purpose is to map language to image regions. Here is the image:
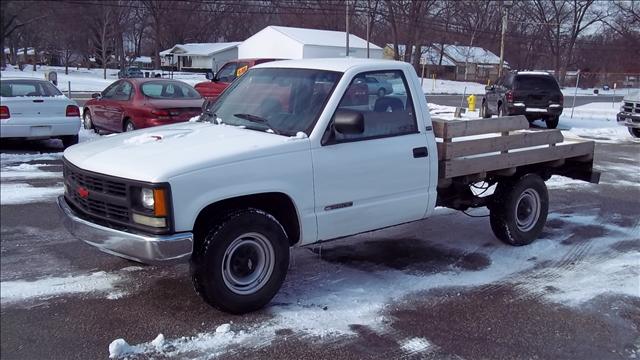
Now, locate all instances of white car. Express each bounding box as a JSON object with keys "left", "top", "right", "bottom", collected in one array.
[
  {"left": 0, "top": 78, "right": 81, "bottom": 148},
  {"left": 617, "top": 91, "right": 640, "bottom": 138}
]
